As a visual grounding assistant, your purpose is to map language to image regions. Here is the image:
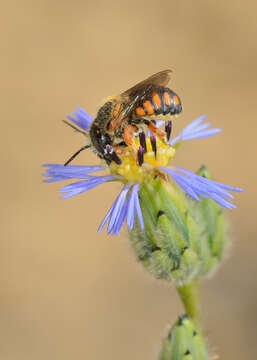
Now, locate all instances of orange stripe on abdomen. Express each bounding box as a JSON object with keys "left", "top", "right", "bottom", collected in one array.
[
  {"left": 152, "top": 92, "right": 161, "bottom": 110},
  {"left": 143, "top": 100, "right": 154, "bottom": 115},
  {"left": 163, "top": 91, "right": 171, "bottom": 106},
  {"left": 173, "top": 95, "right": 179, "bottom": 105}
]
